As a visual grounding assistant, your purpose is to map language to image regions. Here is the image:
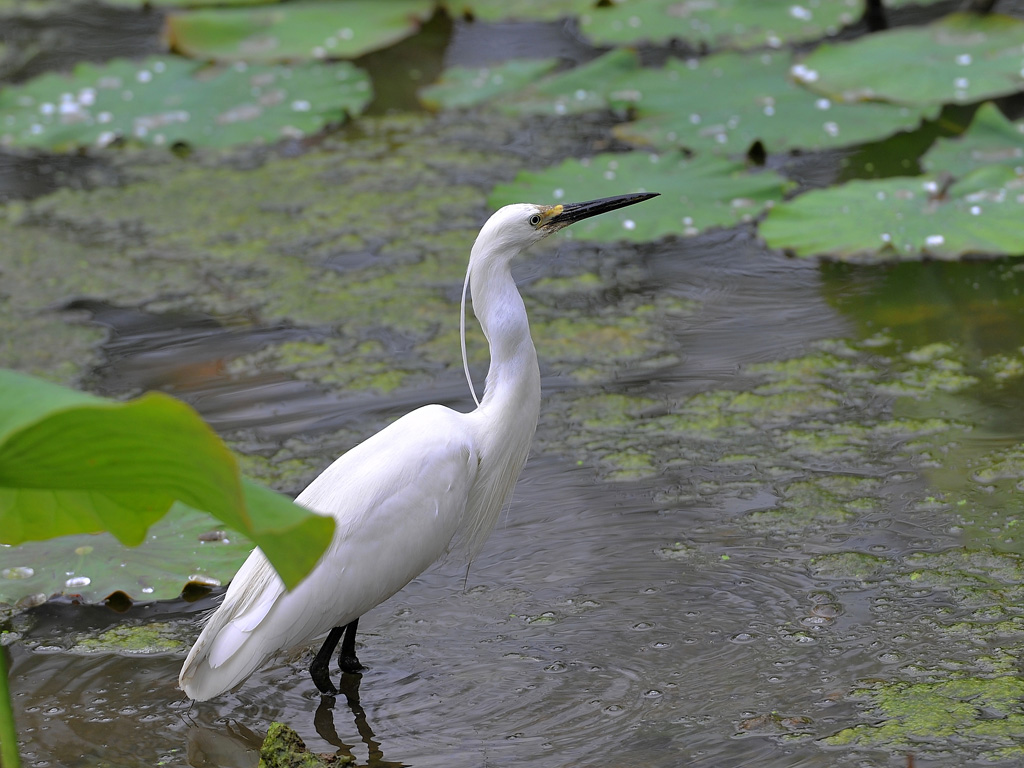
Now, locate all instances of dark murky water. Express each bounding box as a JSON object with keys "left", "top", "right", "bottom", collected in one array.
[
  {"left": 10, "top": 229, "right": 1019, "bottom": 767},
  {"left": 5, "top": 6, "right": 1024, "bottom": 768}
]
